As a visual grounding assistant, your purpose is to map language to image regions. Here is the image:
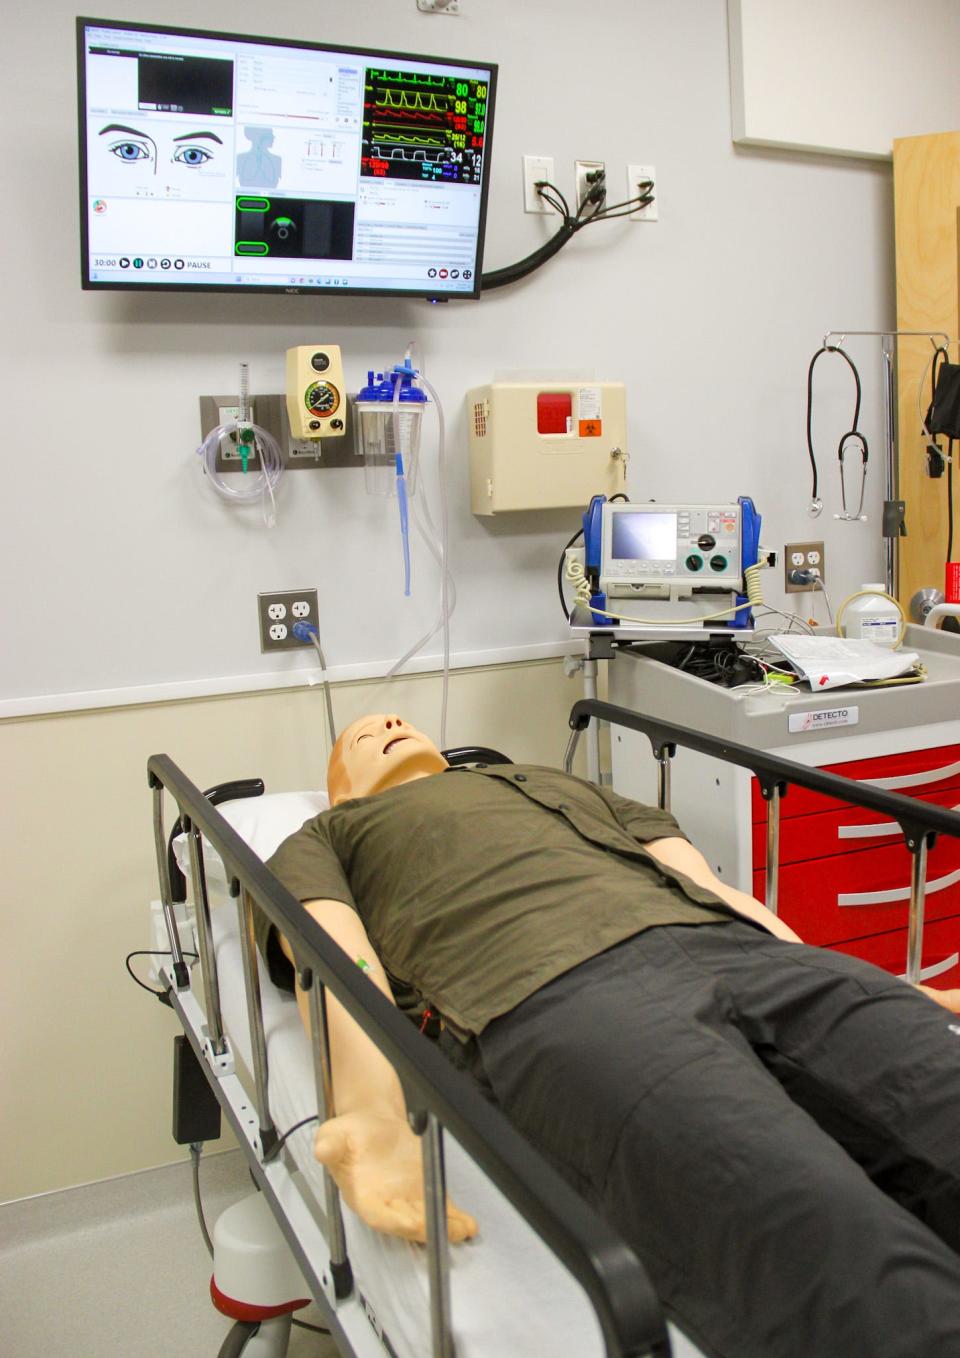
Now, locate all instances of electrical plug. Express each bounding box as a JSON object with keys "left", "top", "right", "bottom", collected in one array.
[
  {"left": 292, "top": 620, "right": 319, "bottom": 642},
  {"left": 585, "top": 169, "right": 607, "bottom": 207}
]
